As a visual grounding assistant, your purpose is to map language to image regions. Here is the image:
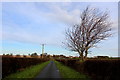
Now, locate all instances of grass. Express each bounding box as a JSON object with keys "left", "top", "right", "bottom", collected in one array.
[
  {"left": 54, "top": 61, "right": 90, "bottom": 79},
  {"left": 3, "top": 61, "right": 50, "bottom": 79}
]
